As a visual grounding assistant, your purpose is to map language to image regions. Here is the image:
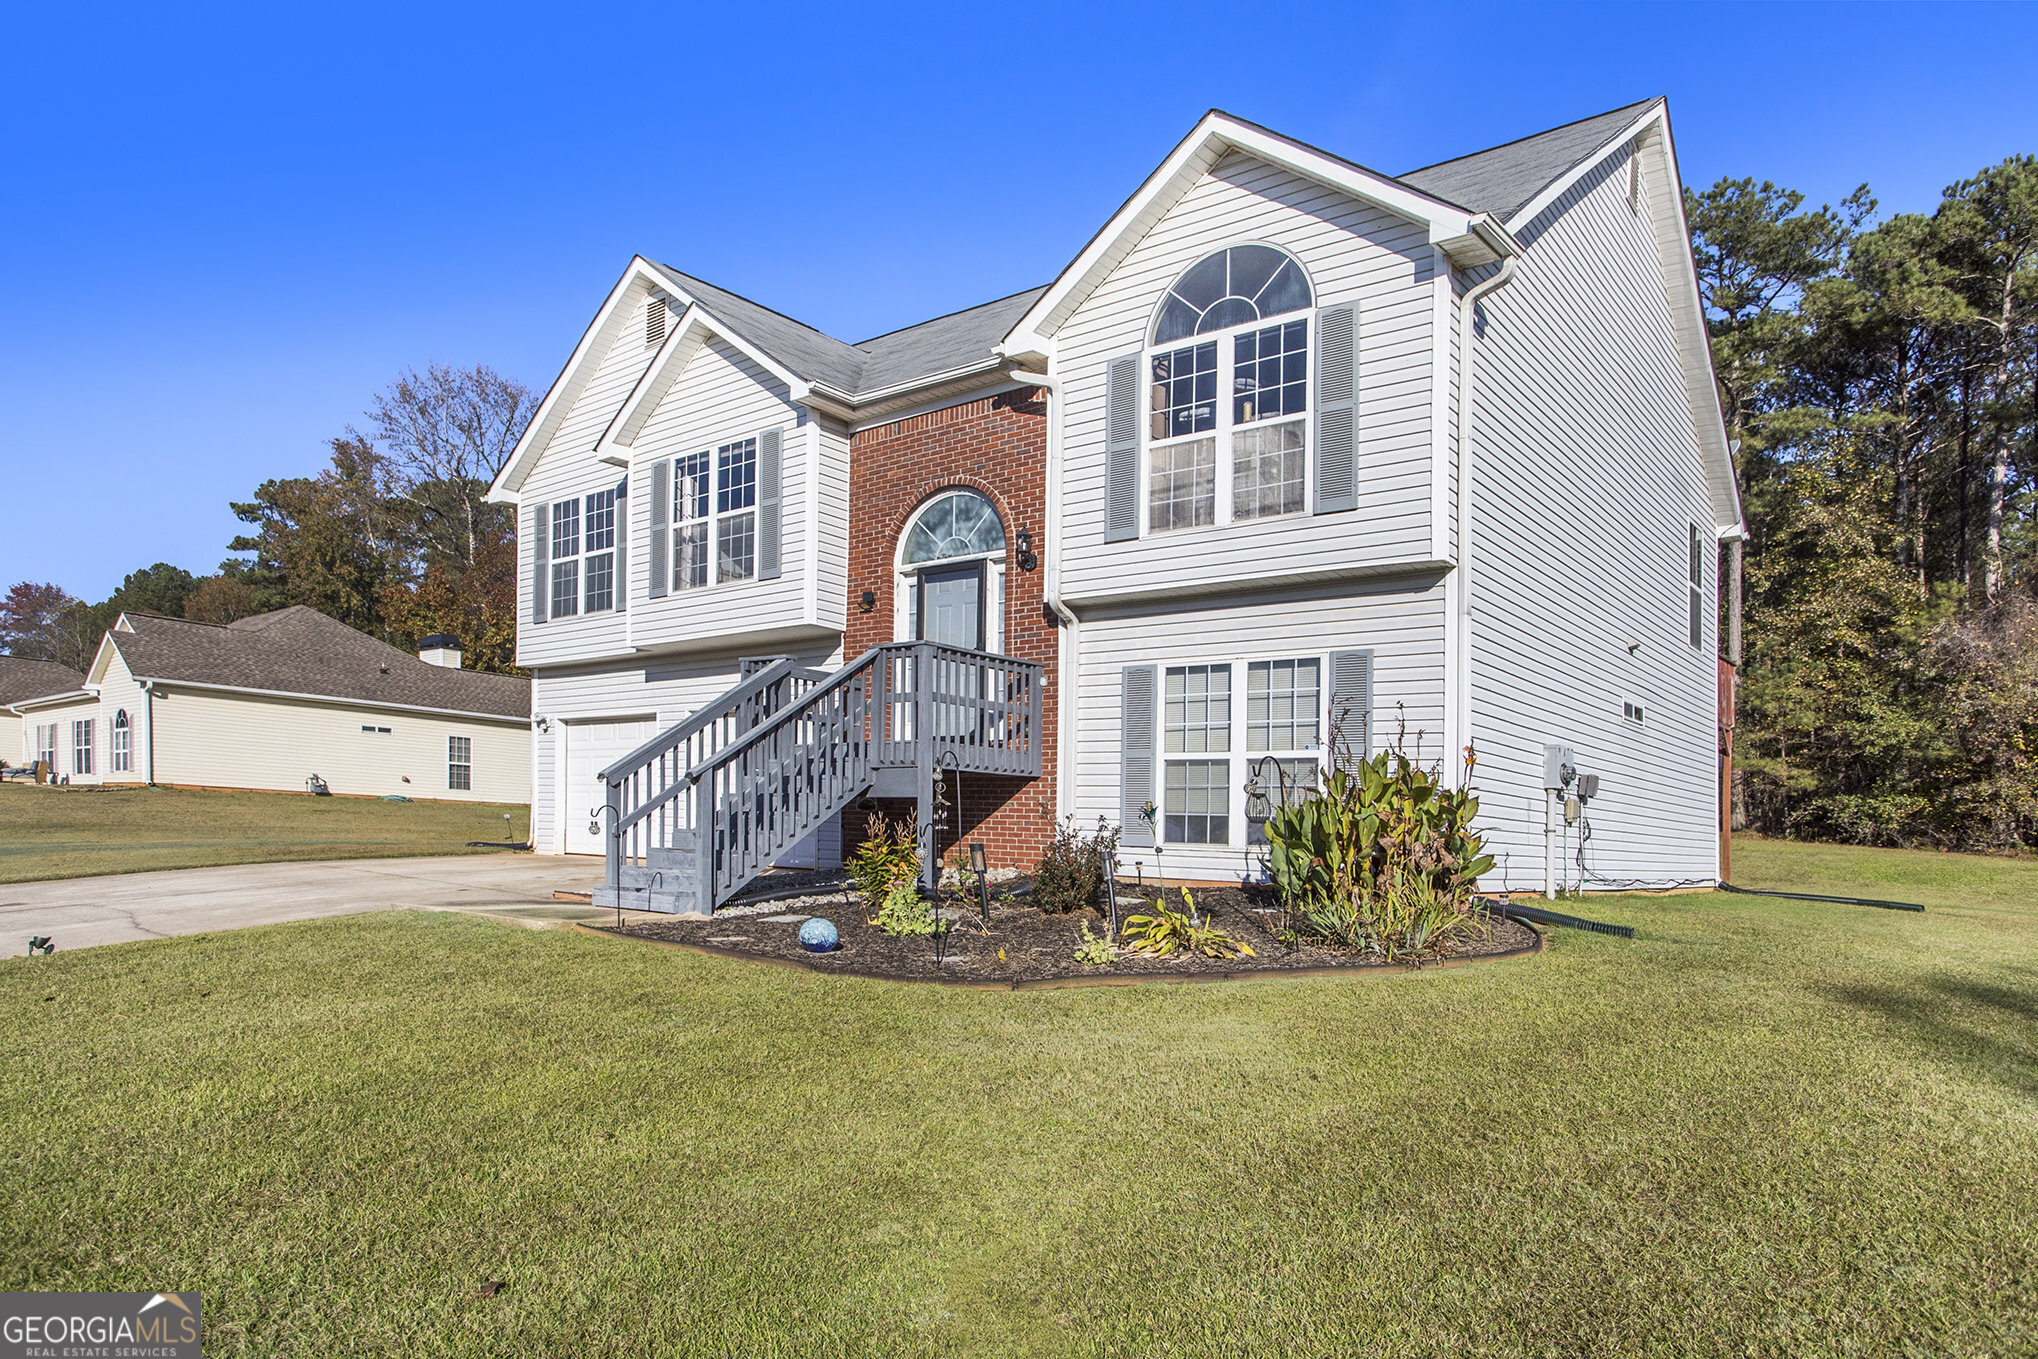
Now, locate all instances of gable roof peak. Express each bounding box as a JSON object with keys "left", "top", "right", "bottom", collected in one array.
[{"left": 1397, "top": 97, "right": 1666, "bottom": 224}]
